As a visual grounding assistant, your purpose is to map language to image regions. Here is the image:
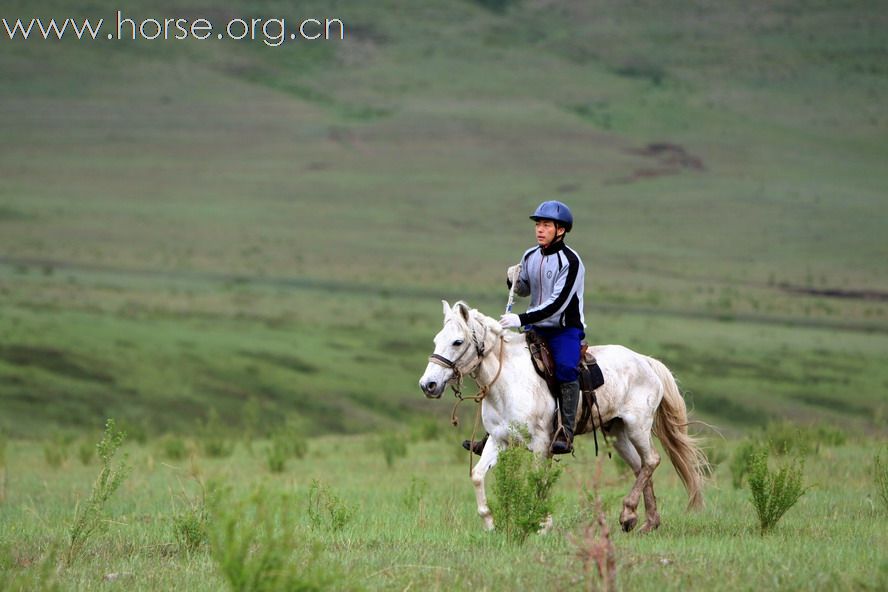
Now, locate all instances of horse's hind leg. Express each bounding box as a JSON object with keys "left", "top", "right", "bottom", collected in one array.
[
  {"left": 611, "top": 423, "right": 661, "bottom": 533},
  {"left": 471, "top": 441, "right": 499, "bottom": 531},
  {"left": 615, "top": 419, "right": 660, "bottom": 533}
]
